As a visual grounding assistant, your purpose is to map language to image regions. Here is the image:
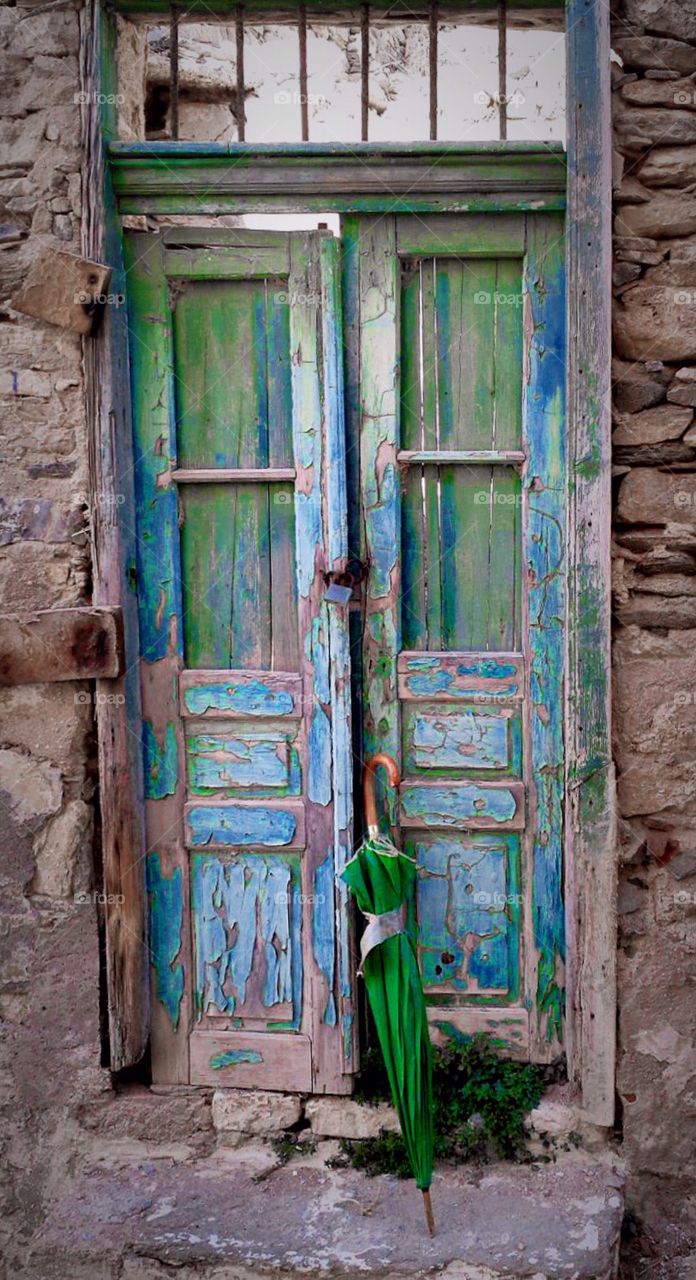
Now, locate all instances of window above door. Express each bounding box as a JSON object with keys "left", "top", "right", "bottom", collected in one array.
[{"left": 112, "top": 2, "right": 565, "bottom": 147}]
